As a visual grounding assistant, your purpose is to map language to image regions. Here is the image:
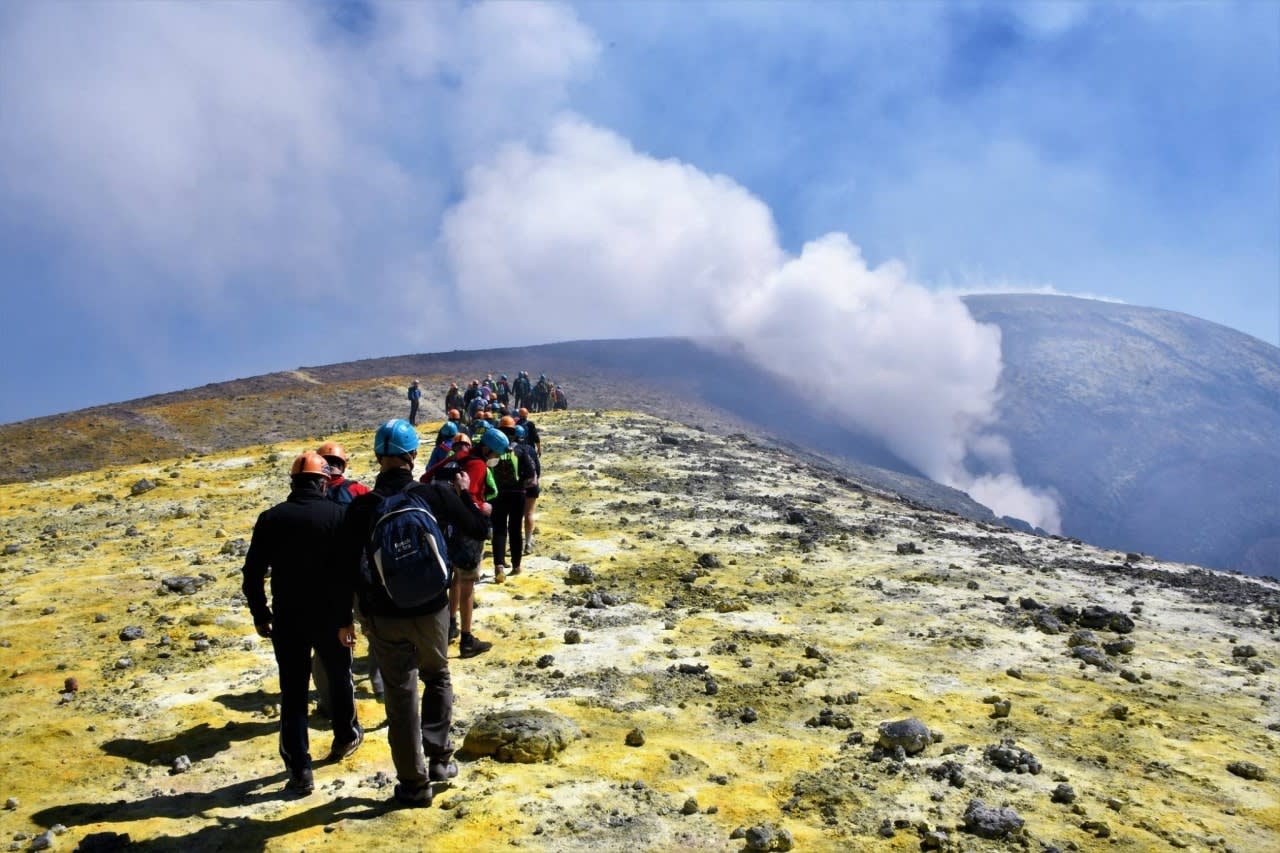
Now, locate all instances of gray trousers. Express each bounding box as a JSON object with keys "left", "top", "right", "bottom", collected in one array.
[{"left": 359, "top": 606, "right": 453, "bottom": 788}]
